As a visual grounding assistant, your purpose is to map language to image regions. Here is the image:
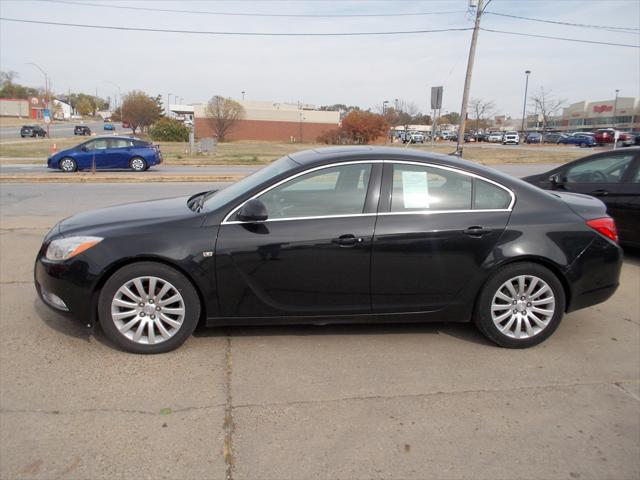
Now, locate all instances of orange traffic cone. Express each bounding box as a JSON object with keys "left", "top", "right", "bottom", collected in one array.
[{"left": 51, "top": 143, "right": 57, "bottom": 153}]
